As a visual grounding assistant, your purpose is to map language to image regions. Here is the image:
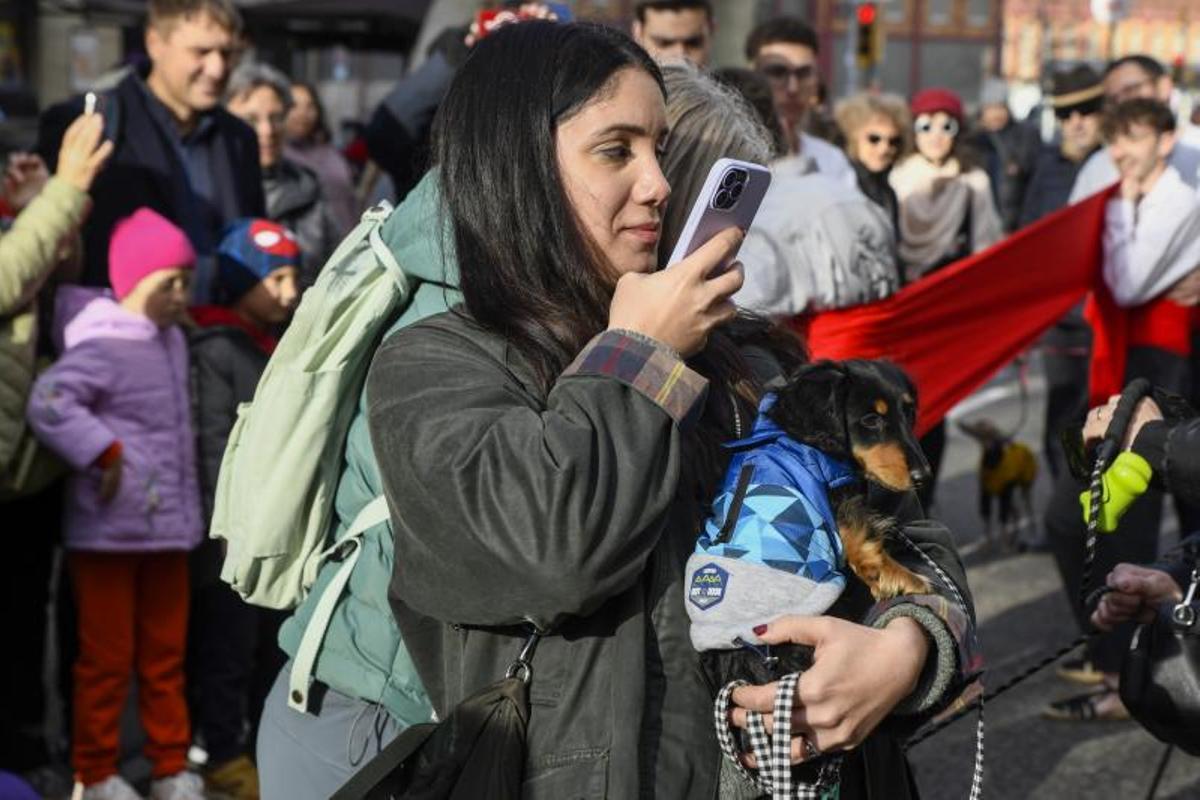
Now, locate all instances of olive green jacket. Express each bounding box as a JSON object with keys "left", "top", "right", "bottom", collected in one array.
[{"left": 0, "top": 177, "right": 87, "bottom": 481}]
